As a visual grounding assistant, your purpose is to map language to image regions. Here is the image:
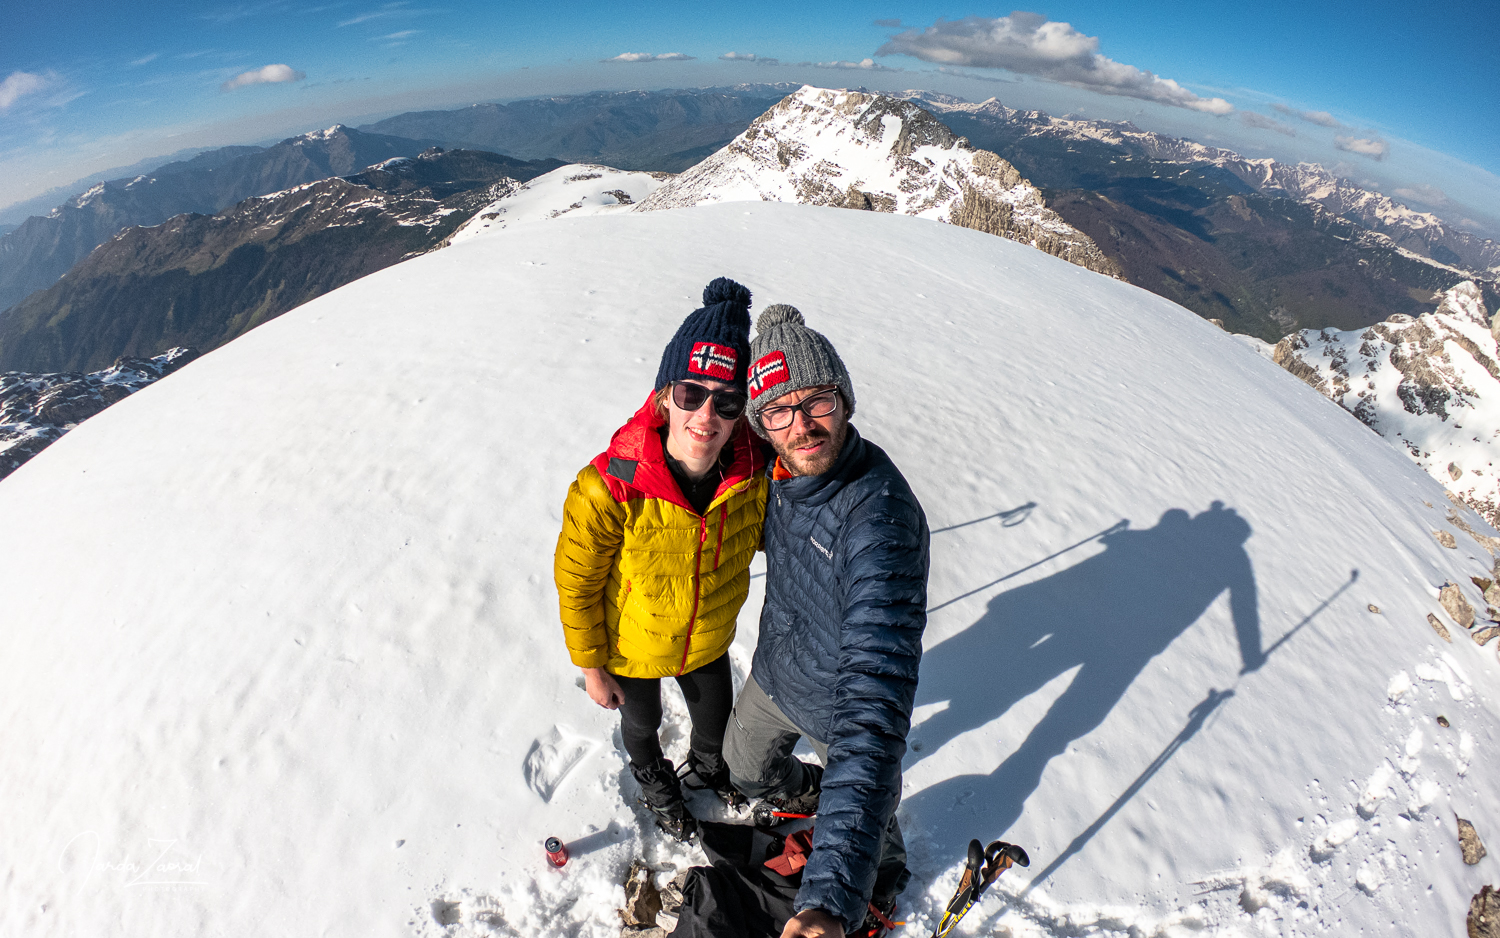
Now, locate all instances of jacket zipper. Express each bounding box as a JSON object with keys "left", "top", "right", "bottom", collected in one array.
[{"left": 677, "top": 516, "right": 707, "bottom": 676}]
